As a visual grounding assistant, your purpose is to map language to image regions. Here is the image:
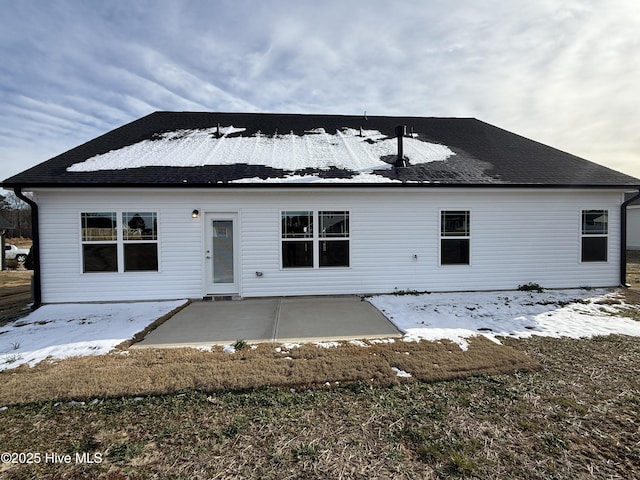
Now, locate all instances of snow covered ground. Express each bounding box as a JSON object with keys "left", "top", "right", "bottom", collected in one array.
[
  {"left": 1, "top": 289, "right": 639, "bottom": 371},
  {"left": 368, "top": 288, "right": 640, "bottom": 350},
  {"left": 0, "top": 301, "right": 185, "bottom": 371}
]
